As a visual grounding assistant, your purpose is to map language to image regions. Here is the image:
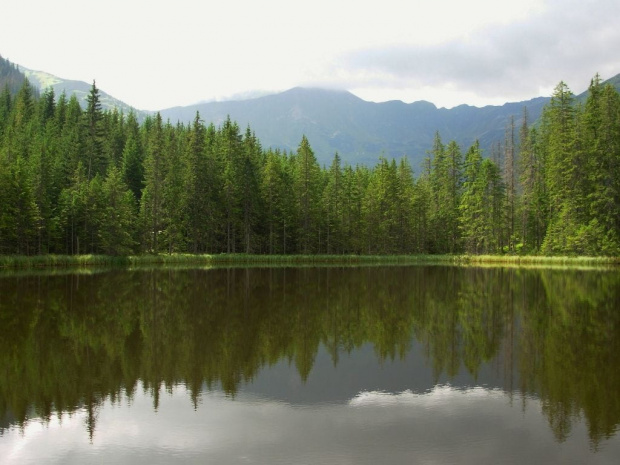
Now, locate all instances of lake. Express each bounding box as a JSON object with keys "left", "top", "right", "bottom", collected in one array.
[{"left": 1, "top": 265, "right": 619, "bottom": 464}]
